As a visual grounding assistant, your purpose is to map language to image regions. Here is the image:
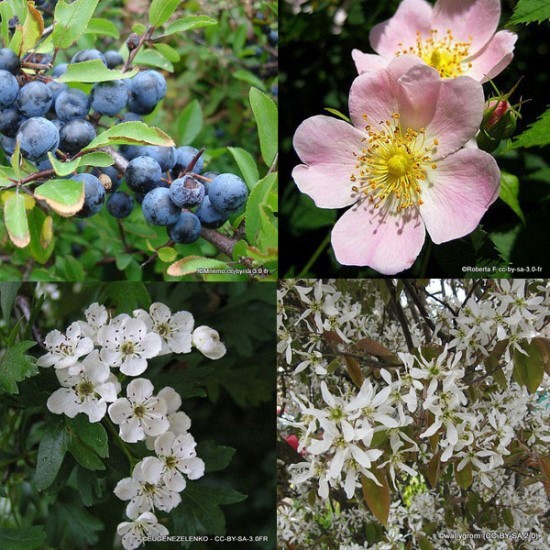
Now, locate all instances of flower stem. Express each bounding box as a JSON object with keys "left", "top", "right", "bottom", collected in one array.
[{"left": 298, "top": 232, "right": 330, "bottom": 277}]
